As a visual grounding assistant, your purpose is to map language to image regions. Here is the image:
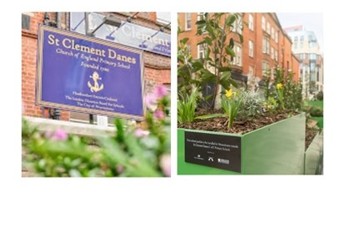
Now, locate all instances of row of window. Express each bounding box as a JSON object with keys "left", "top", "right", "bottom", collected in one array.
[
  {"left": 261, "top": 15, "right": 279, "bottom": 43},
  {"left": 194, "top": 40, "right": 279, "bottom": 66},
  {"left": 184, "top": 13, "right": 279, "bottom": 45},
  {"left": 297, "top": 53, "right": 322, "bottom": 61}
]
